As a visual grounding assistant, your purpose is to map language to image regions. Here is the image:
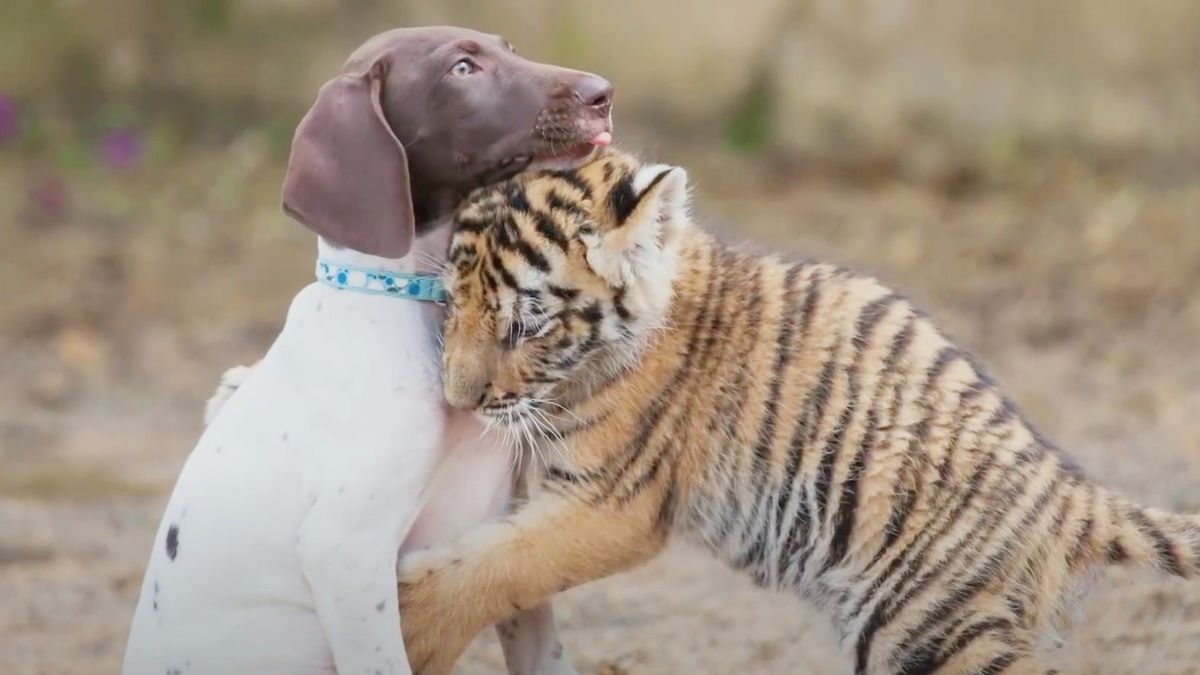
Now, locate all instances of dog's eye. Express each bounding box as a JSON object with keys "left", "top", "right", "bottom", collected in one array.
[{"left": 450, "top": 58, "right": 477, "bottom": 77}]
